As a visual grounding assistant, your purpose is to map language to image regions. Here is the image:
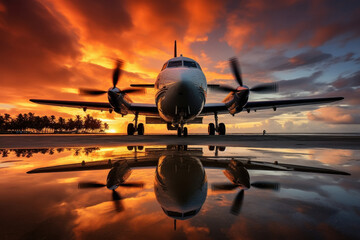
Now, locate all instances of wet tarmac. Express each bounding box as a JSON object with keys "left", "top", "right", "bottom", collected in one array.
[
  {"left": 1, "top": 134, "right": 360, "bottom": 149},
  {"left": 0, "top": 138, "right": 359, "bottom": 239}
]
